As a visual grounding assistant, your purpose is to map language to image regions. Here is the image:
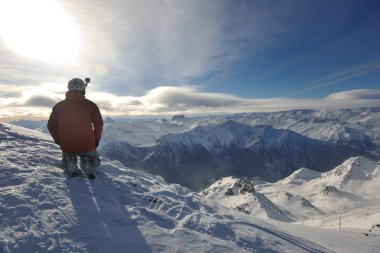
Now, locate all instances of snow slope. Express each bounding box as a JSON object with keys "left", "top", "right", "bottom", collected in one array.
[{"left": 2, "top": 123, "right": 380, "bottom": 252}]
